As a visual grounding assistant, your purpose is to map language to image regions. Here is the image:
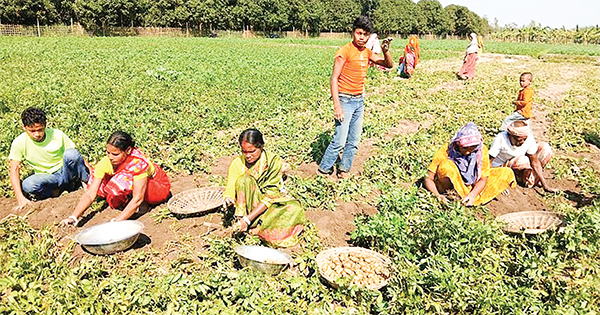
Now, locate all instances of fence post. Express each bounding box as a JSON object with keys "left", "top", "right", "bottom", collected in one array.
[{"left": 37, "top": 18, "right": 40, "bottom": 37}]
